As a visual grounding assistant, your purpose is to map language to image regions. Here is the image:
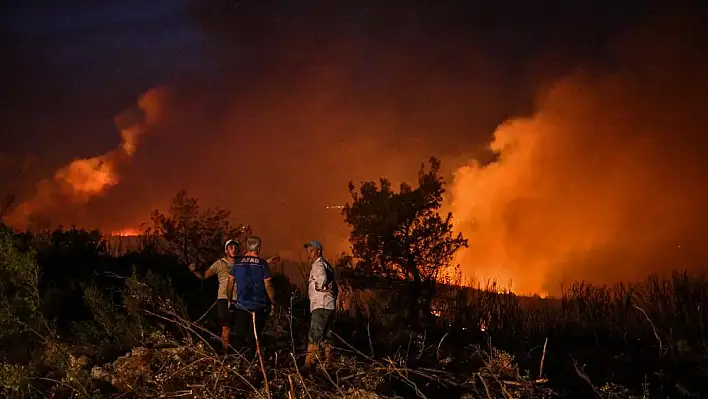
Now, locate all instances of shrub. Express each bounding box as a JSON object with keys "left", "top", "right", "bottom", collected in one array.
[{"left": 0, "top": 230, "right": 41, "bottom": 338}]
